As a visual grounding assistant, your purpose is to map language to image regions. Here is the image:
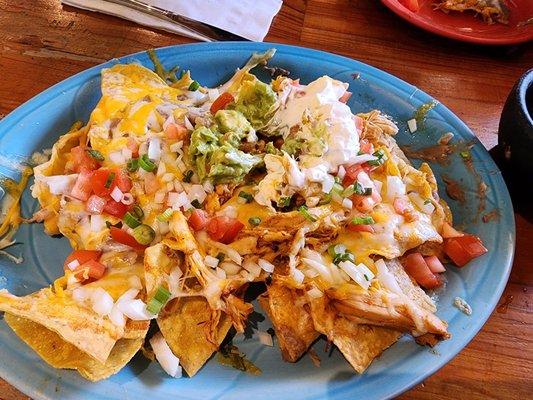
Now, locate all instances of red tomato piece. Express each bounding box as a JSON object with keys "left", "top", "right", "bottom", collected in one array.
[
  {"left": 90, "top": 168, "right": 115, "bottom": 197},
  {"left": 352, "top": 191, "right": 382, "bottom": 212},
  {"left": 441, "top": 221, "right": 464, "bottom": 238},
  {"left": 63, "top": 250, "right": 102, "bottom": 271},
  {"left": 115, "top": 169, "right": 132, "bottom": 193},
  {"left": 398, "top": 0, "right": 420, "bottom": 12},
  {"left": 86, "top": 194, "right": 107, "bottom": 214},
  {"left": 424, "top": 255, "right": 446, "bottom": 273},
  {"left": 71, "top": 168, "right": 93, "bottom": 201},
  {"left": 127, "top": 137, "right": 139, "bottom": 158},
  {"left": 342, "top": 164, "right": 364, "bottom": 187},
  {"left": 104, "top": 199, "right": 128, "bottom": 218},
  {"left": 73, "top": 259, "right": 106, "bottom": 282},
  {"left": 403, "top": 253, "right": 441, "bottom": 289},
  {"left": 339, "top": 91, "right": 352, "bottom": 104},
  {"left": 354, "top": 115, "right": 364, "bottom": 132},
  {"left": 210, "top": 92, "right": 235, "bottom": 114},
  {"left": 68, "top": 146, "right": 101, "bottom": 173},
  {"left": 359, "top": 139, "right": 374, "bottom": 155},
  {"left": 207, "top": 216, "right": 244, "bottom": 244},
  {"left": 164, "top": 123, "right": 188, "bottom": 140},
  {"left": 188, "top": 209, "right": 209, "bottom": 231},
  {"left": 143, "top": 172, "right": 159, "bottom": 195},
  {"left": 110, "top": 227, "right": 146, "bottom": 249},
  {"left": 347, "top": 223, "right": 374, "bottom": 233},
  {"left": 444, "top": 235, "right": 488, "bottom": 267}
]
